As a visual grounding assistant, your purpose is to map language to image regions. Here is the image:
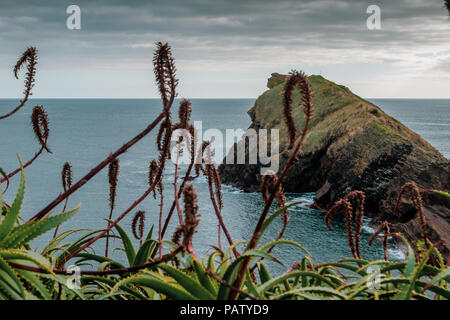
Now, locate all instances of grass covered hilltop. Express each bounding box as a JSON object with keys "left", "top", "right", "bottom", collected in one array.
[
  {"left": 0, "top": 45, "right": 449, "bottom": 300},
  {"left": 219, "top": 72, "right": 450, "bottom": 258}
]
